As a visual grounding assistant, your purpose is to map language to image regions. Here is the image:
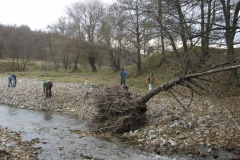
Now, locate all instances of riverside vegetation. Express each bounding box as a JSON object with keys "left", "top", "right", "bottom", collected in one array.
[{"left": 0, "top": 50, "right": 240, "bottom": 159}]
